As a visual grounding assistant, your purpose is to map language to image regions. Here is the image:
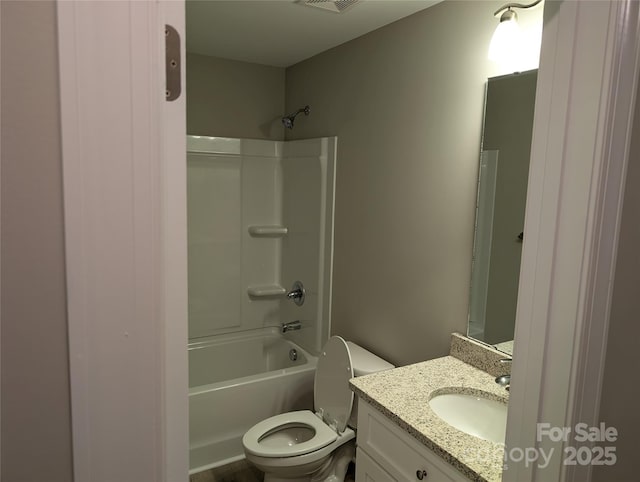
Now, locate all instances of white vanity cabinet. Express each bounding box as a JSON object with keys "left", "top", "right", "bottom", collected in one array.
[{"left": 355, "top": 400, "right": 469, "bottom": 482}]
